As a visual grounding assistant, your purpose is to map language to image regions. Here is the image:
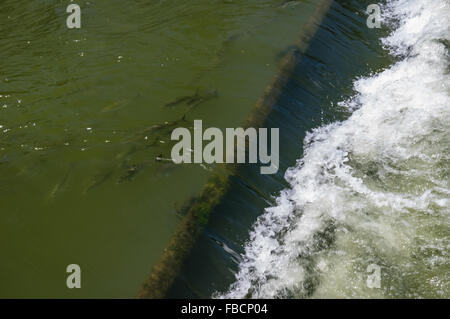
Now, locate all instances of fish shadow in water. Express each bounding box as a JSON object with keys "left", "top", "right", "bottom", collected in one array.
[{"left": 164, "top": 89, "right": 219, "bottom": 110}]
